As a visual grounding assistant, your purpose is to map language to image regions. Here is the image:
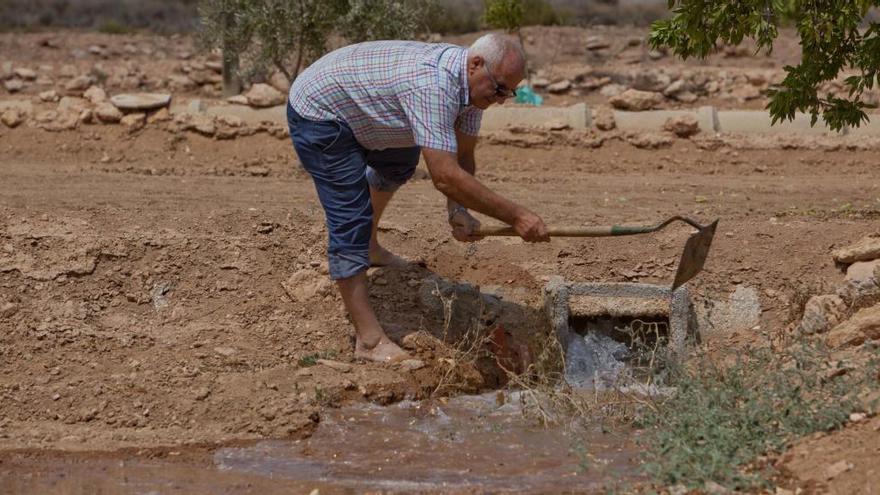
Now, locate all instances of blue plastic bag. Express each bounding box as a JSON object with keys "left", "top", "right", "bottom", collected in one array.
[{"left": 515, "top": 85, "right": 543, "bottom": 106}]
